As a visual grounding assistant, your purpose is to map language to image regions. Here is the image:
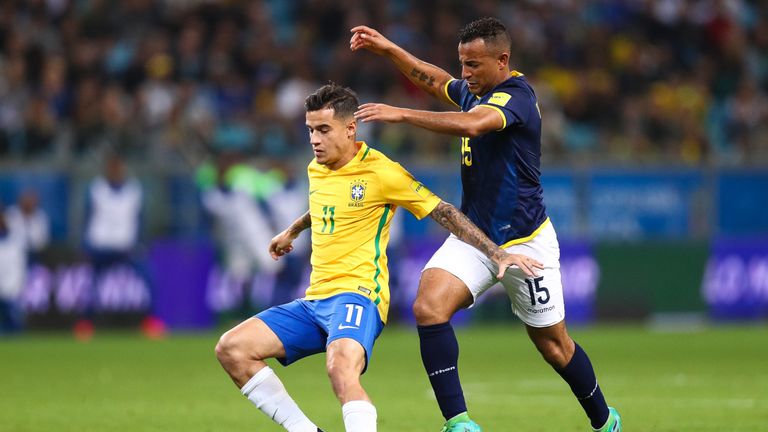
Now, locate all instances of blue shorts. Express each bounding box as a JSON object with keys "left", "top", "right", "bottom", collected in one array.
[{"left": 256, "top": 293, "right": 384, "bottom": 373}]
